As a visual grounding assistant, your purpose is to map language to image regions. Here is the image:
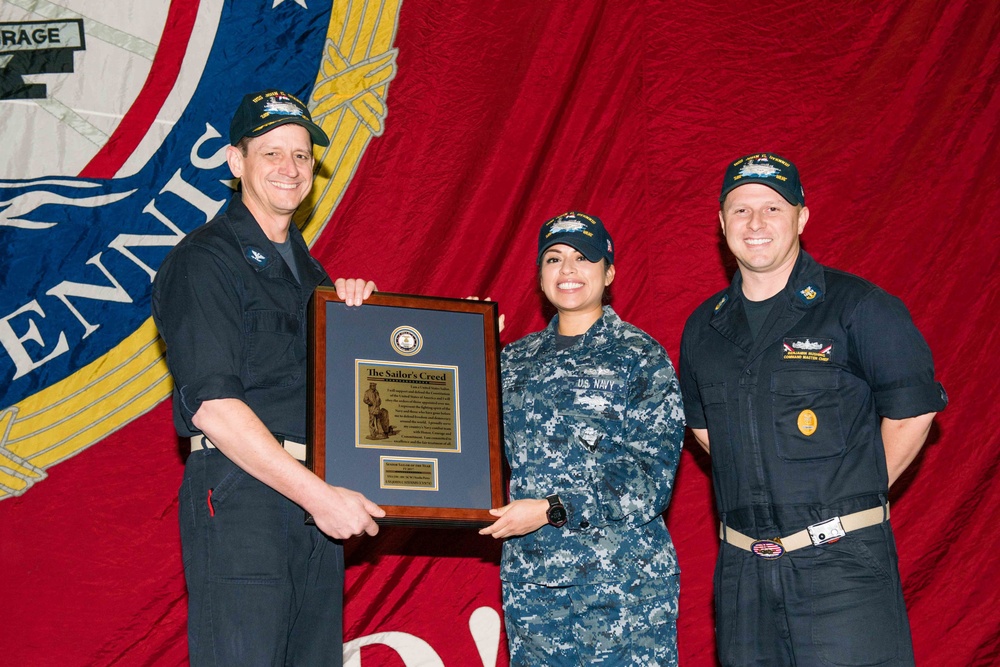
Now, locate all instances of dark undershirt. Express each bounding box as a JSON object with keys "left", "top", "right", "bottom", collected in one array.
[
  {"left": 555, "top": 333, "right": 582, "bottom": 351},
  {"left": 271, "top": 237, "right": 301, "bottom": 283},
  {"left": 742, "top": 291, "right": 781, "bottom": 340}
]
